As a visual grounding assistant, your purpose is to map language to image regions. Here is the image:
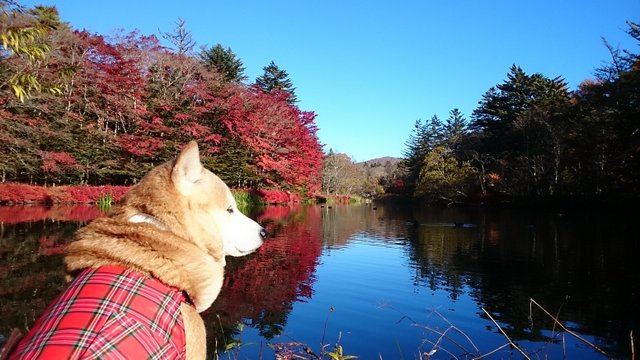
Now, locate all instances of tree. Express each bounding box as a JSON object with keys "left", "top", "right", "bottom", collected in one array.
[
  {"left": 0, "top": 0, "right": 61, "bottom": 101},
  {"left": 255, "top": 61, "right": 297, "bottom": 104},
  {"left": 471, "top": 65, "right": 571, "bottom": 196},
  {"left": 199, "top": 44, "right": 247, "bottom": 83},
  {"left": 472, "top": 65, "right": 569, "bottom": 153},
  {"left": 571, "top": 21, "right": 640, "bottom": 198},
  {"left": 29, "top": 5, "right": 66, "bottom": 29},
  {"left": 322, "top": 150, "right": 366, "bottom": 195},
  {"left": 401, "top": 115, "right": 443, "bottom": 194},
  {"left": 160, "top": 18, "right": 195, "bottom": 55},
  {"left": 414, "top": 146, "right": 477, "bottom": 204},
  {"left": 443, "top": 108, "right": 468, "bottom": 153}
]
